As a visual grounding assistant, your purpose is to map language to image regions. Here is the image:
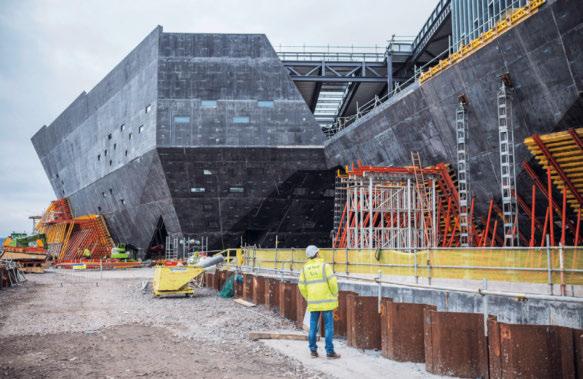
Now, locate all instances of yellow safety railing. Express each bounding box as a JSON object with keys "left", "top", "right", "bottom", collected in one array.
[
  {"left": 222, "top": 246, "right": 583, "bottom": 286},
  {"left": 419, "top": 0, "right": 545, "bottom": 84}
]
